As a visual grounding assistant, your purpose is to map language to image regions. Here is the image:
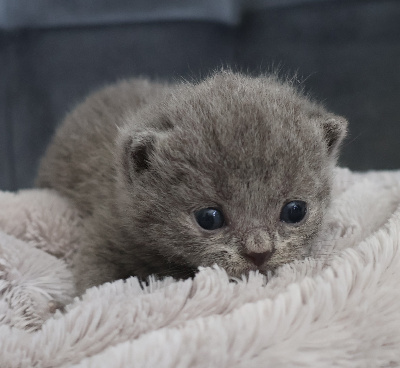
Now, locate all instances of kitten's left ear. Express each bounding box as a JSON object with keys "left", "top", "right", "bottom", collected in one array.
[{"left": 321, "top": 117, "right": 348, "bottom": 156}]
